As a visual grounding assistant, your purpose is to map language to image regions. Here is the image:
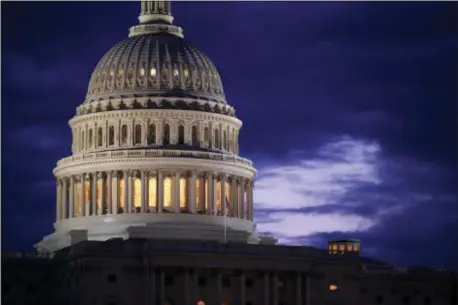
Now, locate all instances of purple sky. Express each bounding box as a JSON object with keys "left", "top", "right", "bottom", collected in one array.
[{"left": 2, "top": 2, "right": 457, "bottom": 269}]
